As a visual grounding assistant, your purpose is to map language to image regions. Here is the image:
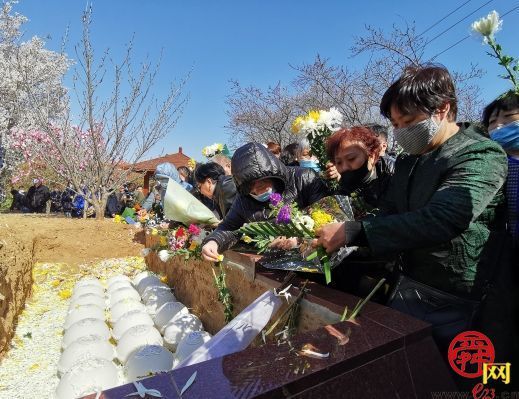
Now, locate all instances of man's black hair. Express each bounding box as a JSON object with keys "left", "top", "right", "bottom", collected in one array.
[
  {"left": 380, "top": 64, "right": 458, "bottom": 121},
  {"left": 194, "top": 162, "right": 226, "bottom": 184}
]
